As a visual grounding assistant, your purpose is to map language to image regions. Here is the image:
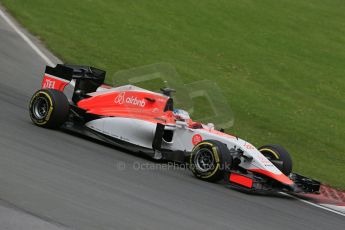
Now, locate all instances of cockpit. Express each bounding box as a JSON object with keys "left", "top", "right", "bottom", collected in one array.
[{"left": 173, "top": 109, "right": 203, "bottom": 129}]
